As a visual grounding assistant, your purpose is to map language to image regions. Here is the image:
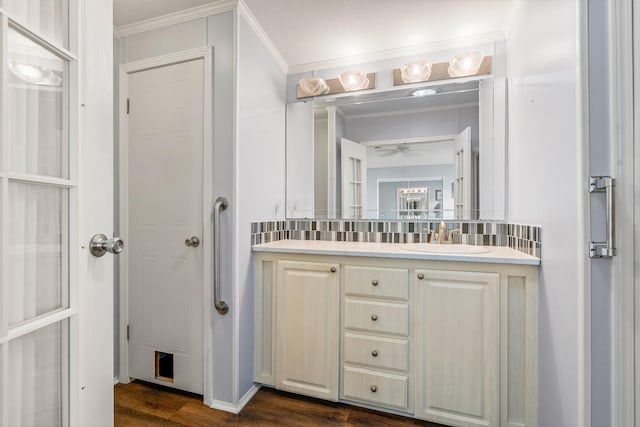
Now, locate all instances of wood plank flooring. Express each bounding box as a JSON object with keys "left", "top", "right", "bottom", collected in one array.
[{"left": 115, "top": 380, "right": 448, "bottom": 426}]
